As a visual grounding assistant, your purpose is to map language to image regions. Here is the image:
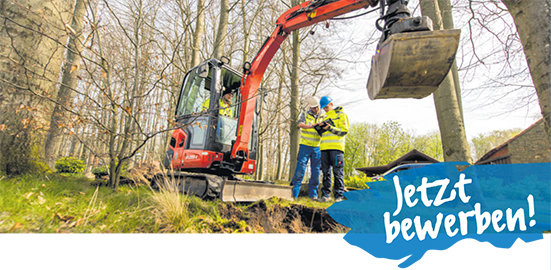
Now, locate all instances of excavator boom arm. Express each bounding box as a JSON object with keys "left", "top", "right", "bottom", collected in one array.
[{"left": 231, "top": 0, "right": 377, "bottom": 161}]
